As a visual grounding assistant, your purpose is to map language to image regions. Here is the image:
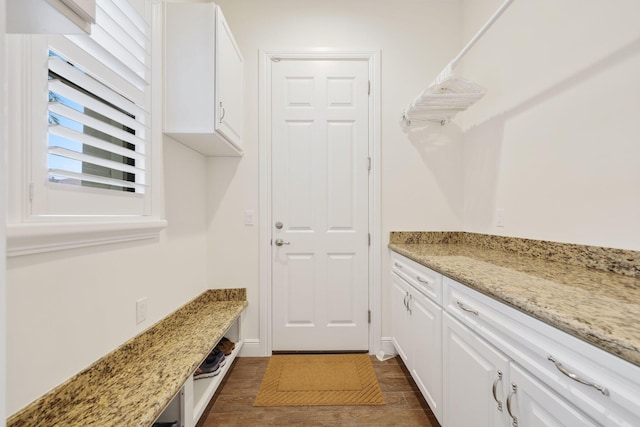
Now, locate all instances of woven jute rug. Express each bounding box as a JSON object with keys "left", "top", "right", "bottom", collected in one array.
[{"left": 254, "top": 354, "right": 385, "bottom": 407}]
